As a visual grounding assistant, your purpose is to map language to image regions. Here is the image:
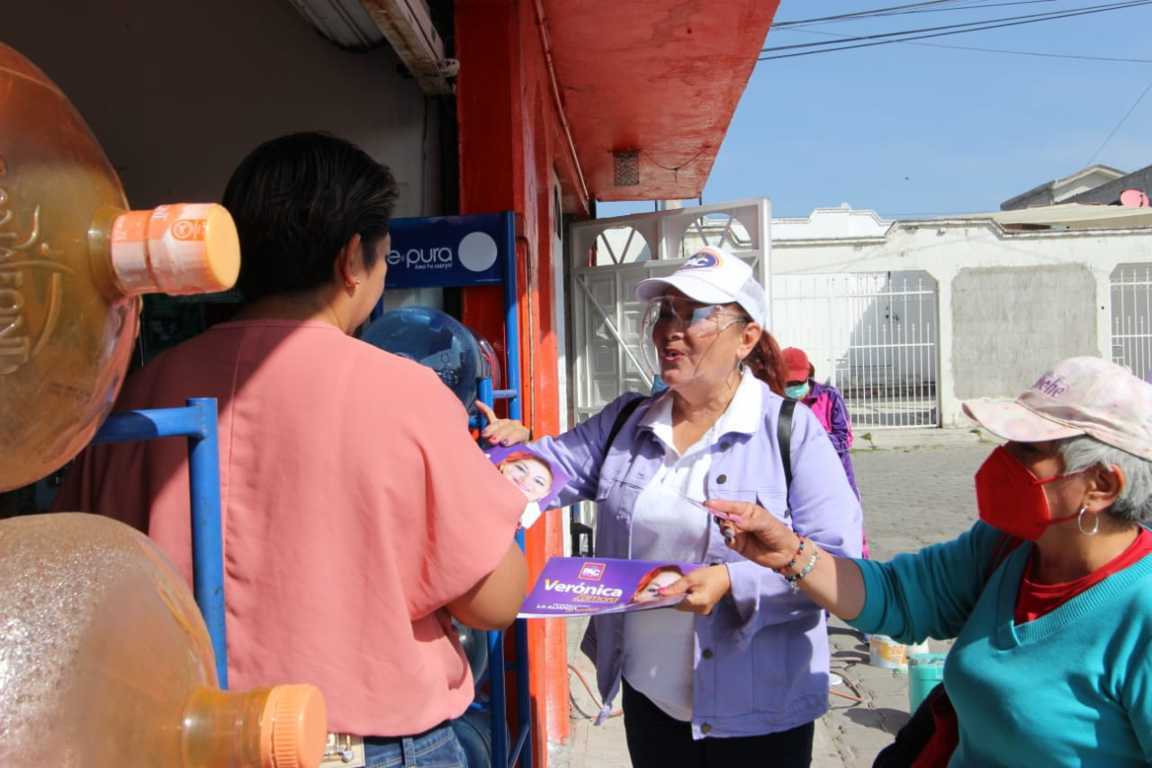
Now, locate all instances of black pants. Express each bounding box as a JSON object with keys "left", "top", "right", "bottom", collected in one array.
[{"left": 622, "top": 679, "right": 814, "bottom": 768}]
